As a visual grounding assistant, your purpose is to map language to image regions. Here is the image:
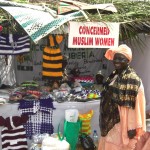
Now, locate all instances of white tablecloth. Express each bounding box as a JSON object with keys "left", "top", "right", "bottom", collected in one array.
[{"left": 0, "top": 100, "right": 100, "bottom": 150}]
